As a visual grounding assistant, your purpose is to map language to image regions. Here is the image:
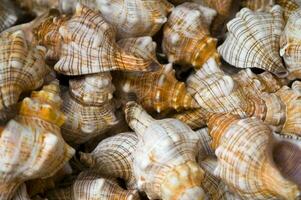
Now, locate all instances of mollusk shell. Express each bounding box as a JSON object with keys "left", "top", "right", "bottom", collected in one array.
[
  {"left": 170, "top": 108, "right": 207, "bottom": 129},
  {"left": 15, "top": 0, "right": 60, "bottom": 16},
  {"left": 0, "top": 1, "right": 17, "bottom": 32},
  {"left": 292, "top": 80, "right": 301, "bottom": 94},
  {"left": 280, "top": 9, "right": 301, "bottom": 80},
  {"left": 218, "top": 5, "right": 287, "bottom": 77},
  {"left": 275, "top": 0, "right": 301, "bottom": 21},
  {"left": 162, "top": 3, "right": 218, "bottom": 68},
  {"left": 241, "top": 0, "right": 275, "bottom": 11}
]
